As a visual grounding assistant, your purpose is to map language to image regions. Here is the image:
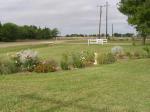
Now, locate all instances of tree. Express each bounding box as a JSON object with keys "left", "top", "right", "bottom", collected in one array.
[
  {"left": 118, "top": 0, "right": 150, "bottom": 45},
  {"left": 1, "top": 23, "right": 19, "bottom": 41},
  {"left": 0, "top": 22, "right": 60, "bottom": 41},
  {"left": 38, "top": 28, "right": 51, "bottom": 39},
  {"left": 51, "top": 28, "right": 59, "bottom": 38}
]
